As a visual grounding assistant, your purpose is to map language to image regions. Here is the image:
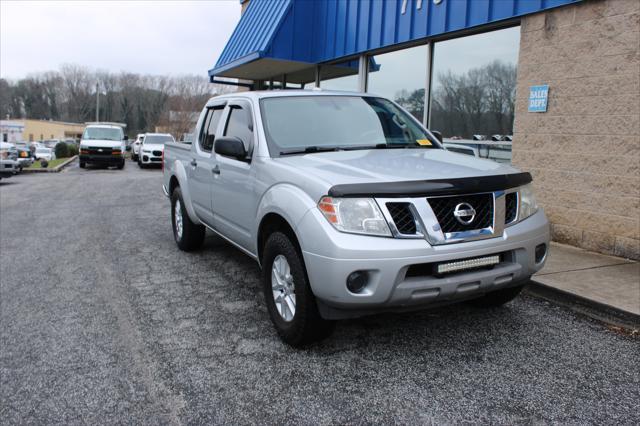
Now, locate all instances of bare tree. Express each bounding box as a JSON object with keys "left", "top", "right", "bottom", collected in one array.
[
  {"left": 430, "top": 60, "right": 517, "bottom": 138},
  {"left": 0, "top": 64, "right": 240, "bottom": 138}
]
